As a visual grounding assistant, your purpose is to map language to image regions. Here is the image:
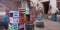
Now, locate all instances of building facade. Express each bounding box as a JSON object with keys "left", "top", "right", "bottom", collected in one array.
[
  {"left": 57, "top": 0, "right": 60, "bottom": 9},
  {"left": 36, "top": 0, "right": 57, "bottom": 14}
]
